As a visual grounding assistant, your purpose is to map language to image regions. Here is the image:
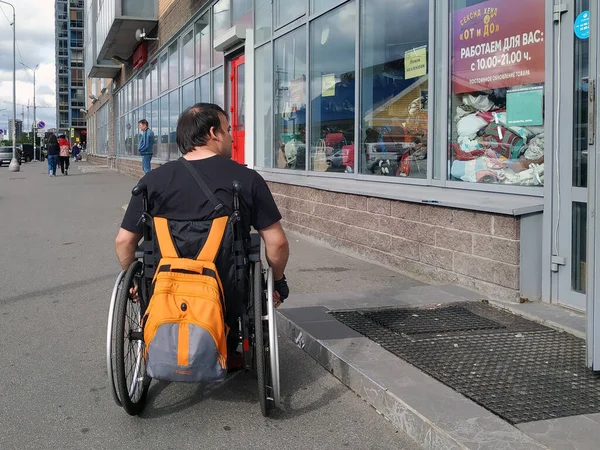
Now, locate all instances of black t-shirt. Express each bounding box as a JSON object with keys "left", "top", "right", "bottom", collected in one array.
[{"left": 121, "top": 155, "right": 281, "bottom": 235}]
